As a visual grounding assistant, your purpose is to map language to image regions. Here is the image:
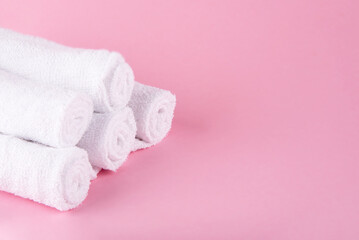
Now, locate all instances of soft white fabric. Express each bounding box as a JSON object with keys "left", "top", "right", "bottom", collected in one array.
[
  {"left": 0, "top": 28, "right": 134, "bottom": 112},
  {"left": 0, "top": 70, "right": 93, "bottom": 148},
  {"left": 0, "top": 134, "right": 92, "bottom": 211},
  {"left": 128, "top": 82, "right": 176, "bottom": 151},
  {"left": 78, "top": 107, "right": 136, "bottom": 171}
]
